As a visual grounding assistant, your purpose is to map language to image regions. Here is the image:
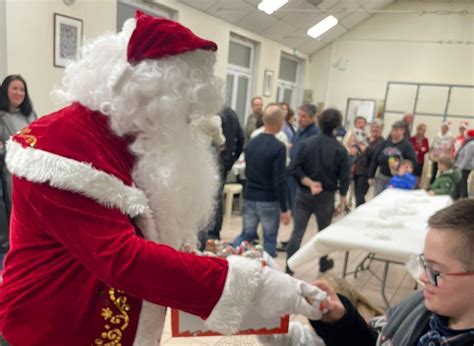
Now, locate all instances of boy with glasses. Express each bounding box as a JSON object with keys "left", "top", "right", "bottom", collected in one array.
[{"left": 309, "top": 199, "right": 474, "bottom": 345}]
